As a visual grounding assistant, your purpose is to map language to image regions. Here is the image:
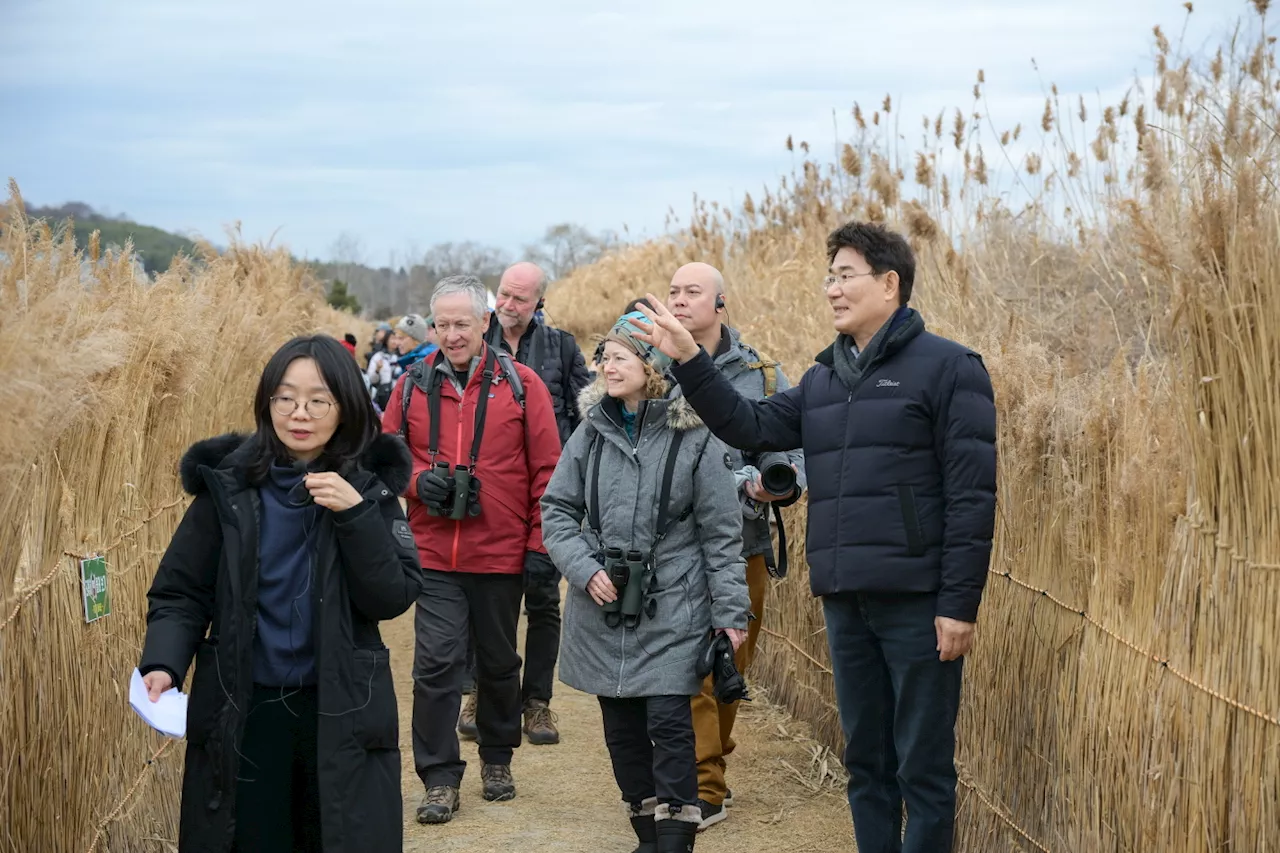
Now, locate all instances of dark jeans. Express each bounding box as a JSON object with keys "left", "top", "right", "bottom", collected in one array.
[
  {"left": 823, "top": 591, "right": 964, "bottom": 853},
  {"left": 461, "top": 566, "right": 561, "bottom": 704},
  {"left": 598, "top": 695, "right": 698, "bottom": 808},
  {"left": 411, "top": 569, "right": 524, "bottom": 787},
  {"left": 233, "top": 686, "right": 321, "bottom": 853}
]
